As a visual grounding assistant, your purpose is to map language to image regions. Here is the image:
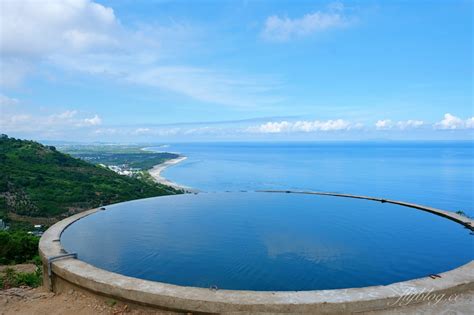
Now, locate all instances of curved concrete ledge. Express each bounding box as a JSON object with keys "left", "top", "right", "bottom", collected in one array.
[{"left": 39, "top": 192, "right": 474, "bottom": 314}]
